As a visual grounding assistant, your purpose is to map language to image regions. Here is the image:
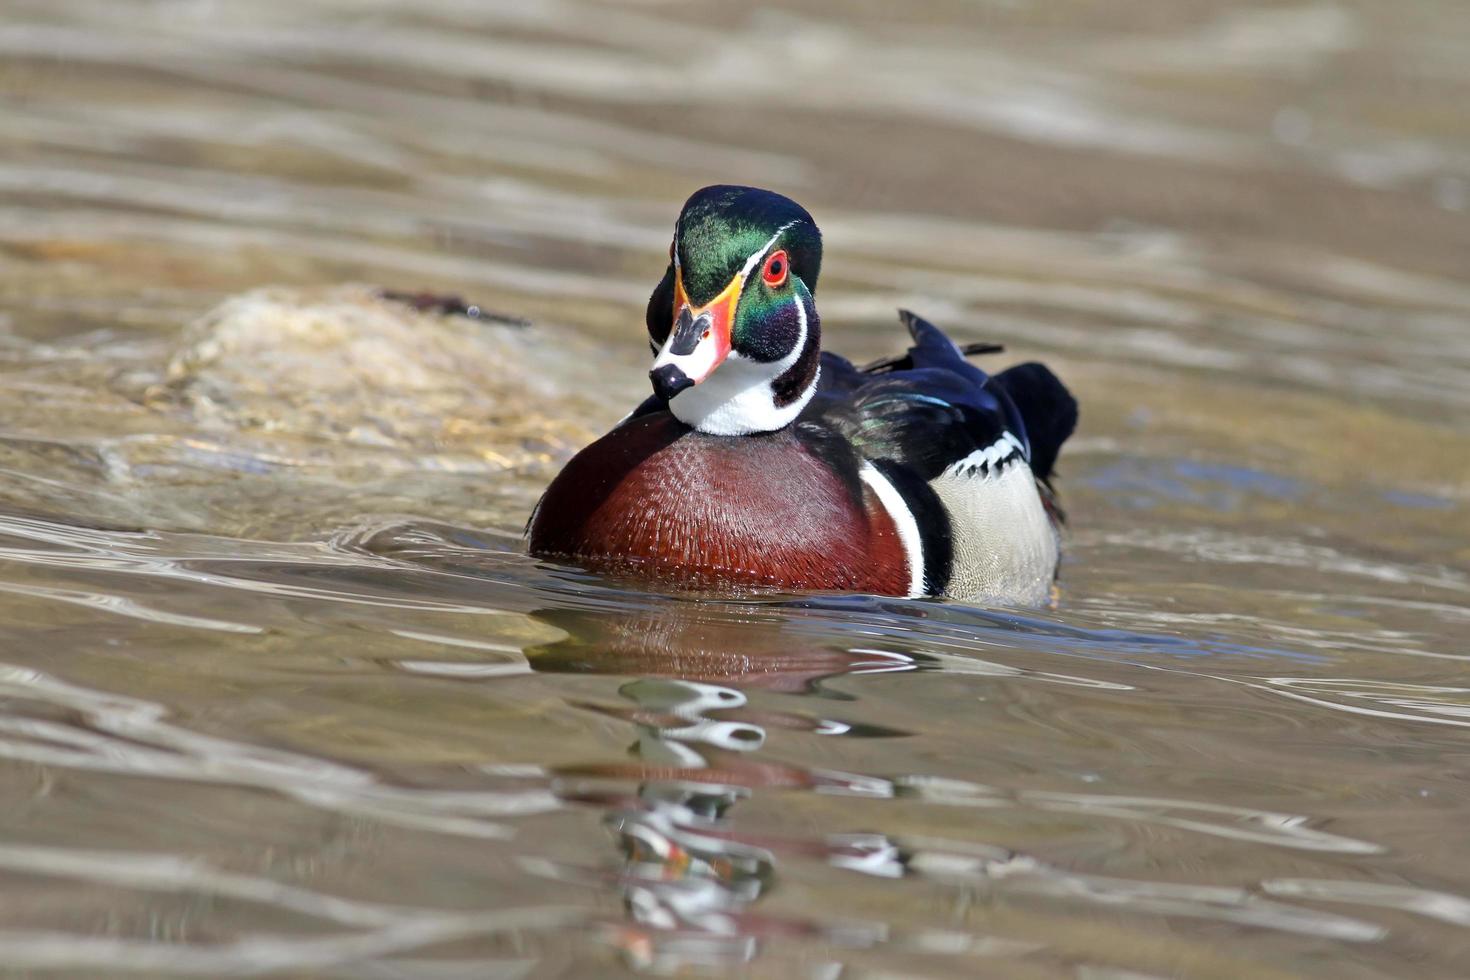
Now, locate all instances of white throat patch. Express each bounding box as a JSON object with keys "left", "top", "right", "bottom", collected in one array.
[
  {"left": 667, "top": 352, "right": 819, "bottom": 435},
  {"left": 664, "top": 252, "right": 817, "bottom": 436}
]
